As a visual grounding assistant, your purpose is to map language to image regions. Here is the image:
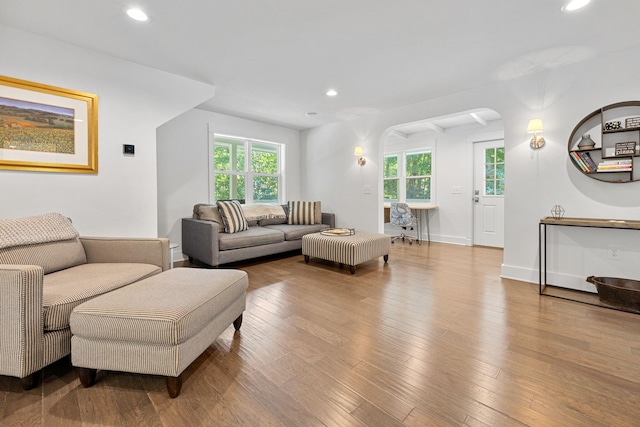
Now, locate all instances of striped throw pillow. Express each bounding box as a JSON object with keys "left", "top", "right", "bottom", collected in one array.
[
  {"left": 217, "top": 200, "right": 249, "bottom": 233},
  {"left": 288, "top": 201, "right": 316, "bottom": 225}
]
